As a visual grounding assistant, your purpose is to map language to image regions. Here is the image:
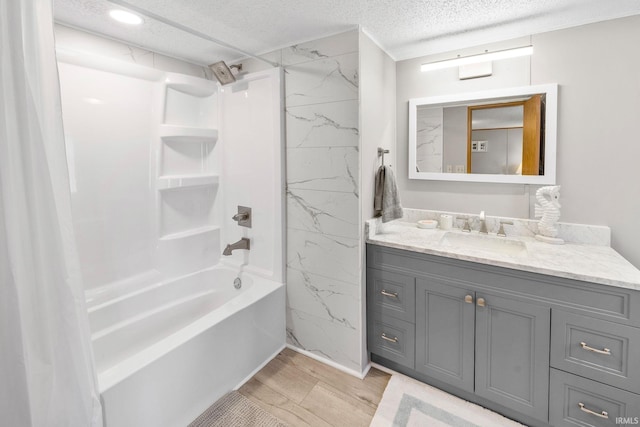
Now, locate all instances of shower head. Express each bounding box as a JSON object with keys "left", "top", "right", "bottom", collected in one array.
[{"left": 209, "top": 61, "right": 236, "bottom": 85}]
